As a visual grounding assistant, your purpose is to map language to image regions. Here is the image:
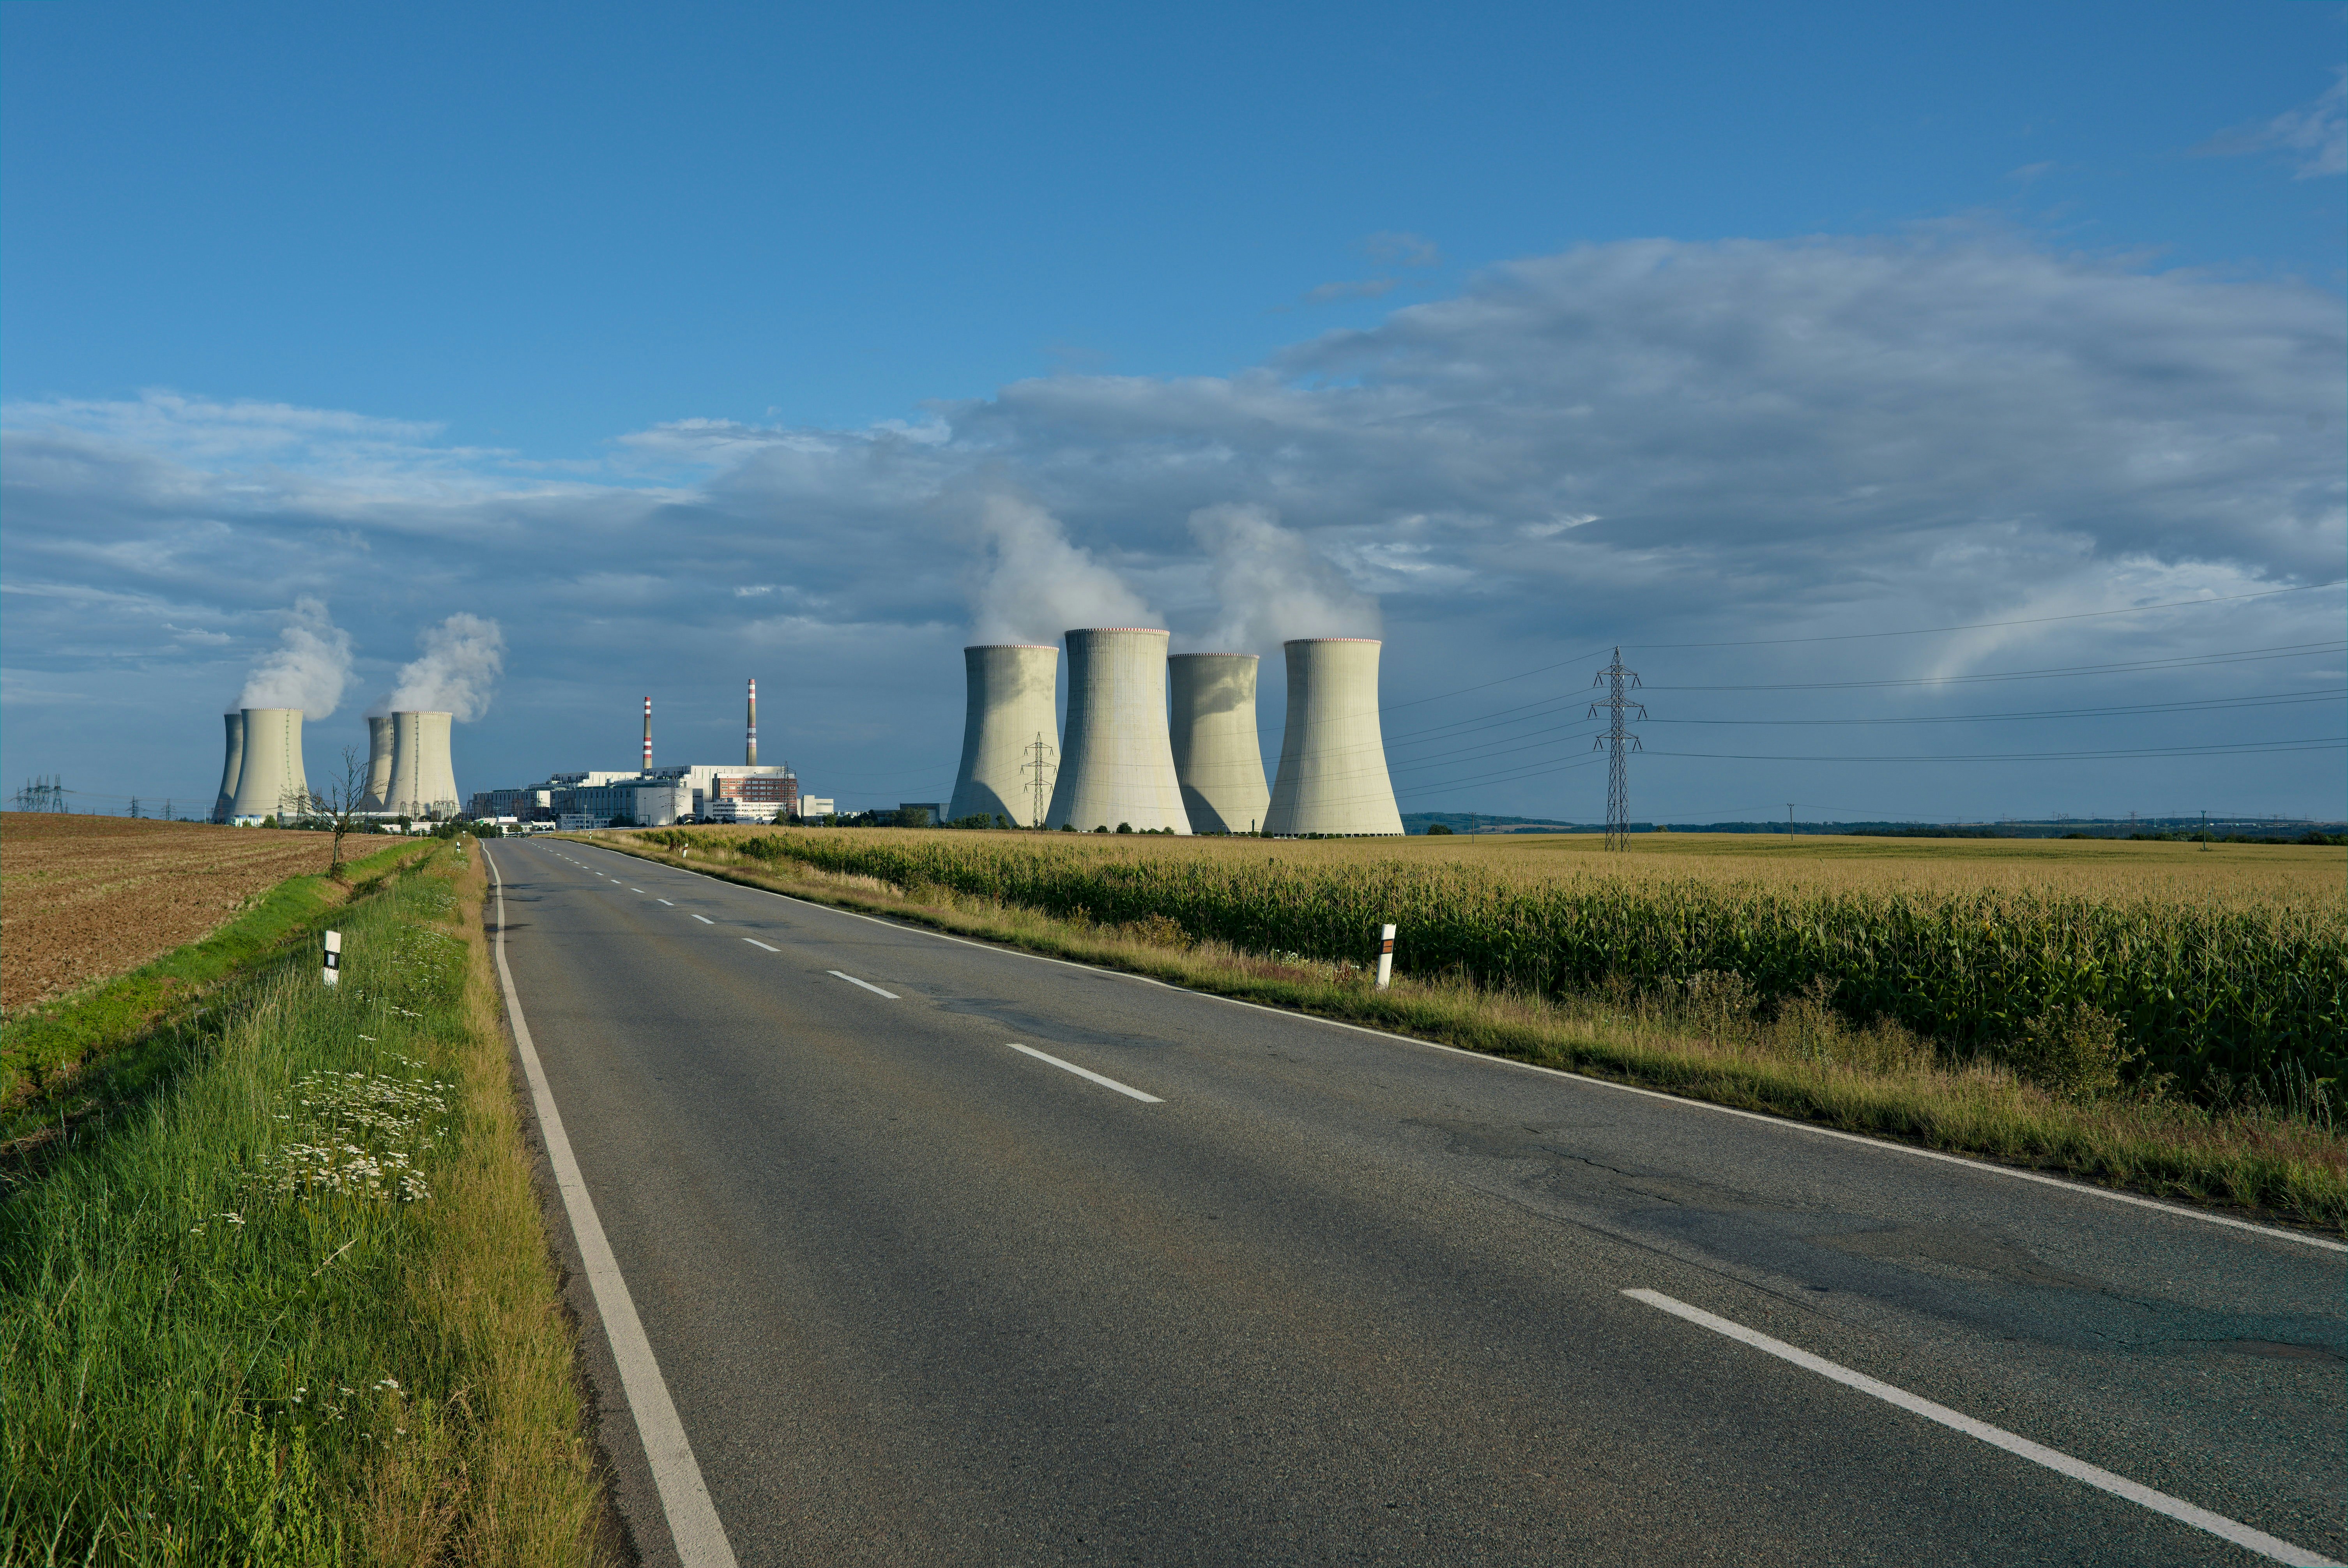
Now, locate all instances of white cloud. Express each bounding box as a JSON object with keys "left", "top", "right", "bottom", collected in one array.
[
  {"left": 3, "top": 226, "right": 2340, "bottom": 814},
  {"left": 2199, "top": 69, "right": 2347, "bottom": 180}
]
